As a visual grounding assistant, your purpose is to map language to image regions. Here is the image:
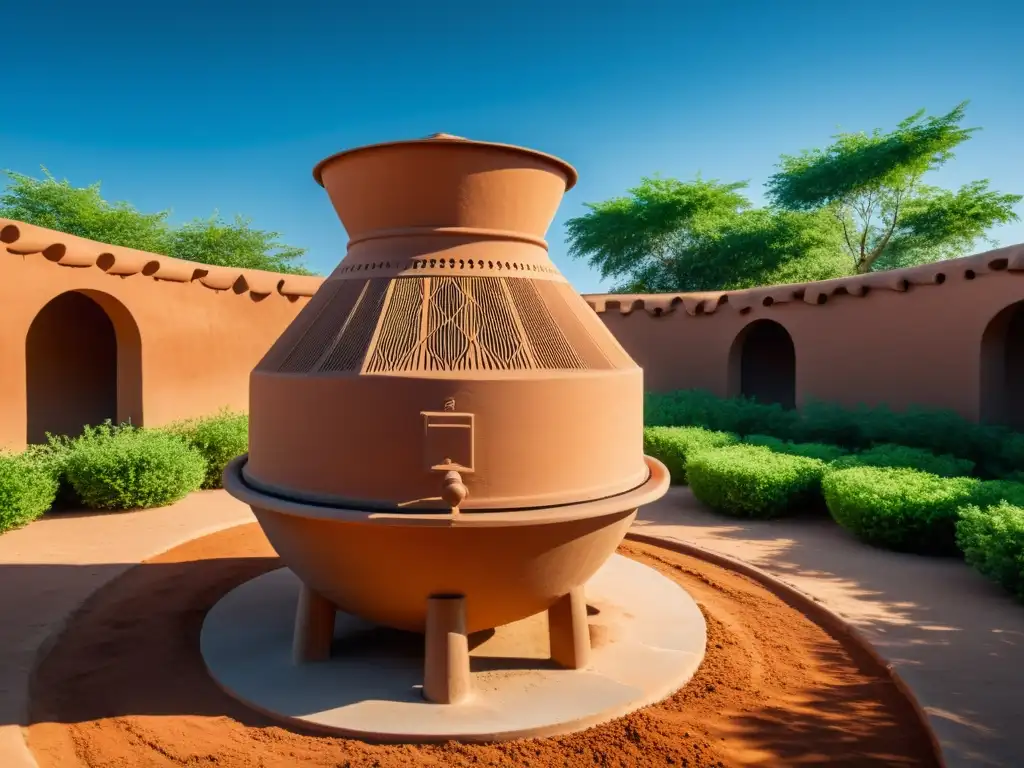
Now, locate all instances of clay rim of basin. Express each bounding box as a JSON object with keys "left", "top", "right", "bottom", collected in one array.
[
  {"left": 311, "top": 133, "right": 580, "bottom": 191},
  {"left": 223, "top": 454, "right": 670, "bottom": 527}
]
